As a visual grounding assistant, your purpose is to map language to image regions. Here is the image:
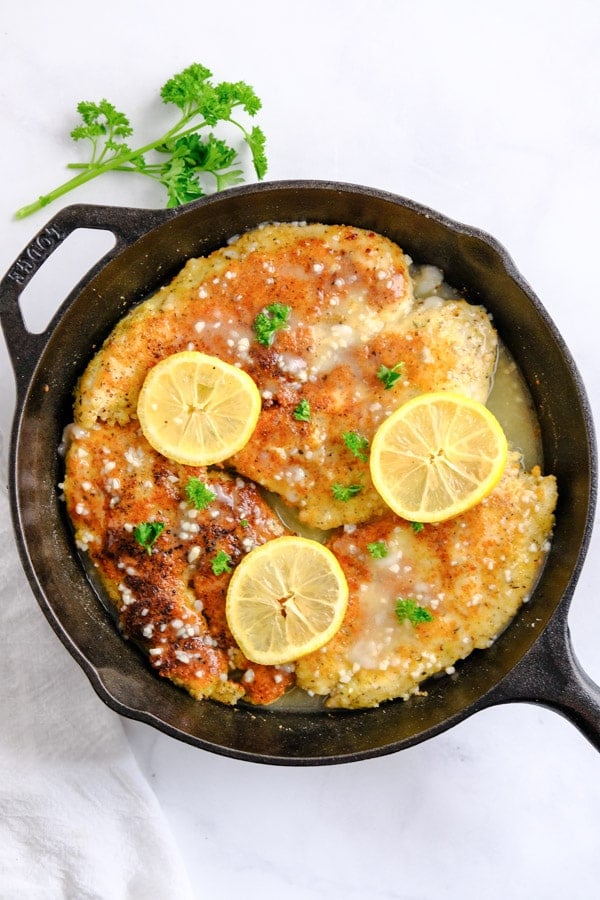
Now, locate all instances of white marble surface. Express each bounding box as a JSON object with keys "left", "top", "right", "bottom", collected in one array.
[{"left": 2, "top": 1, "right": 600, "bottom": 897}]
